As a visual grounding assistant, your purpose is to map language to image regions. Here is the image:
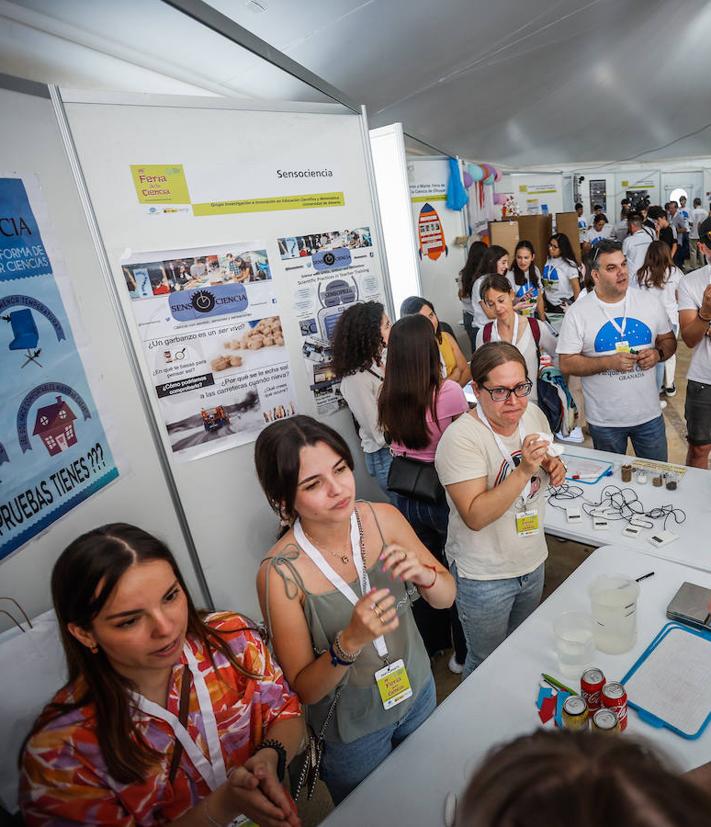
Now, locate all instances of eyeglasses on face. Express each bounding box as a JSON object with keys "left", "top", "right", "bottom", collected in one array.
[{"left": 479, "top": 381, "right": 533, "bottom": 402}]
